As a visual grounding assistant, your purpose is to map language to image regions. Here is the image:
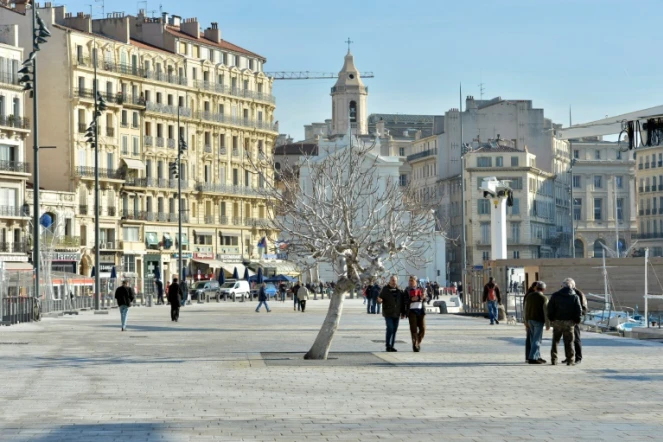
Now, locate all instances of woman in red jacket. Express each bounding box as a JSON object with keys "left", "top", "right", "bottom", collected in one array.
[{"left": 405, "top": 276, "right": 427, "bottom": 352}]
